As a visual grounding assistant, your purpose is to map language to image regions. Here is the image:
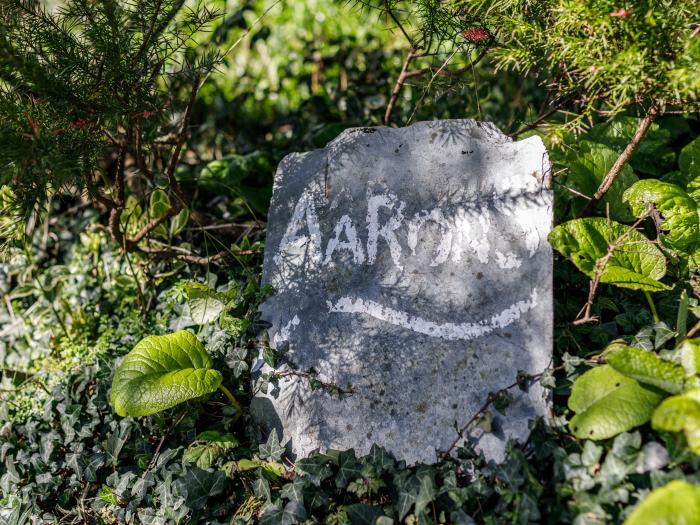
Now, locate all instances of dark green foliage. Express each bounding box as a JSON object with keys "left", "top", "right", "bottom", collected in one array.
[
  {"left": 0, "top": 0, "right": 221, "bottom": 250},
  {"left": 1, "top": 0, "right": 700, "bottom": 523},
  {"left": 361, "top": 0, "right": 699, "bottom": 127}
]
